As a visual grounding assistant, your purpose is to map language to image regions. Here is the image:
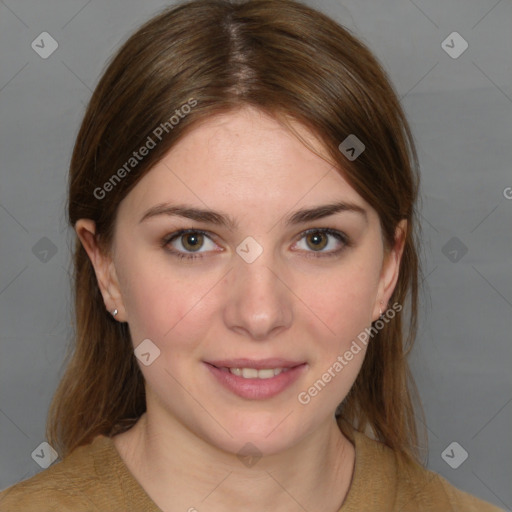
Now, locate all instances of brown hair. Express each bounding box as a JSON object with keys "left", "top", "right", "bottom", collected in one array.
[{"left": 48, "top": 0, "right": 427, "bottom": 468}]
